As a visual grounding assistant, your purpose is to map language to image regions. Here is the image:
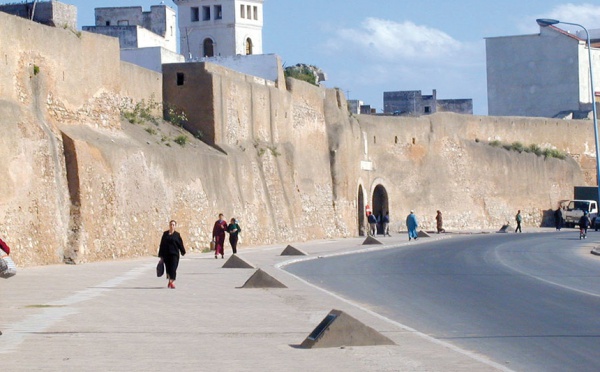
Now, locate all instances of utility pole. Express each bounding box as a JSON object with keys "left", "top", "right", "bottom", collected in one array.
[{"left": 30, "top": 0, "right": 37, "bottom": 21}]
